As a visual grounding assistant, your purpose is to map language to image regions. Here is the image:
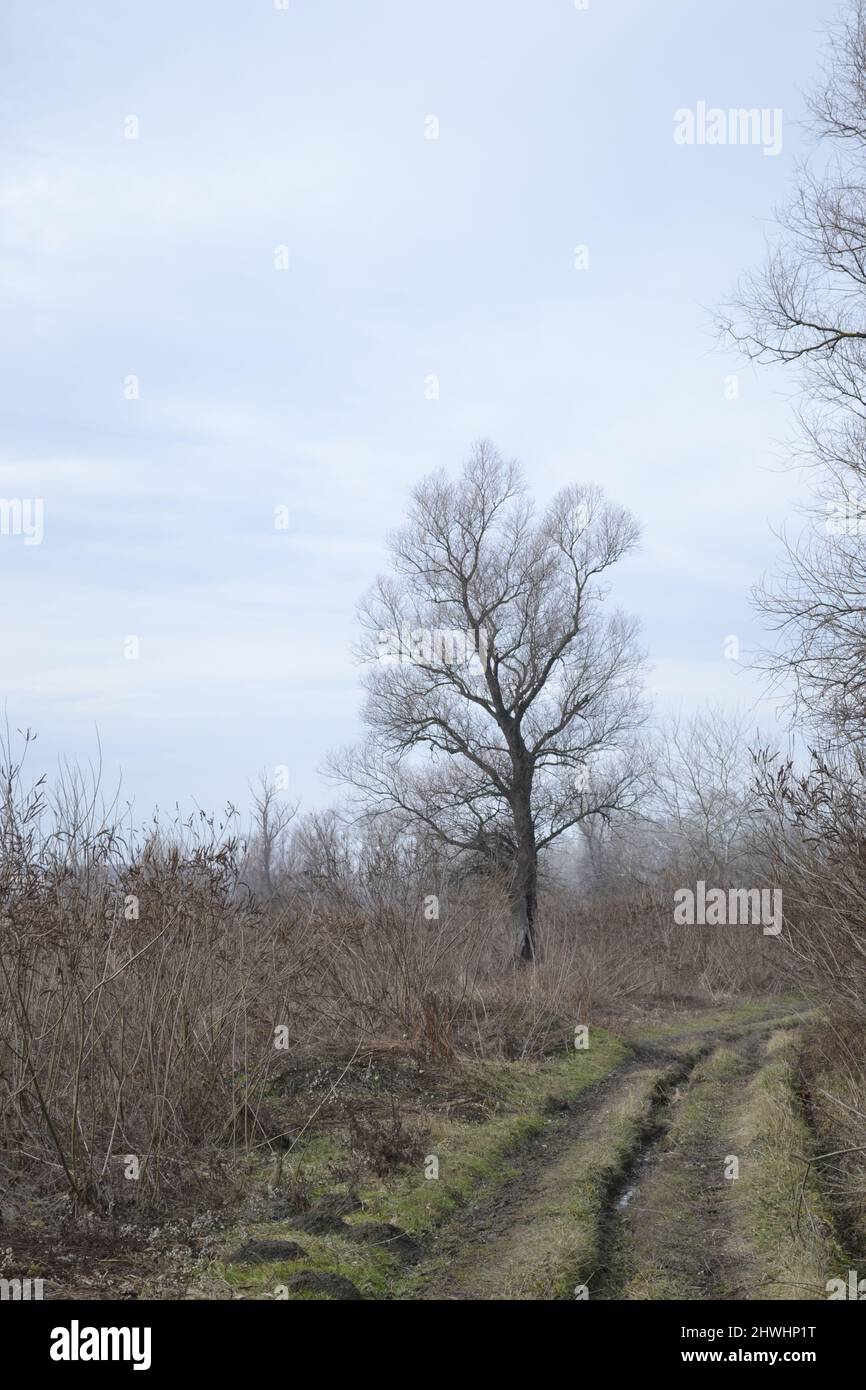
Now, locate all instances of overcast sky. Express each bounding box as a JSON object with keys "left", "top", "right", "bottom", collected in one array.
[{"left": 0, "top": 0, "right": 834, "bottom": 818}]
